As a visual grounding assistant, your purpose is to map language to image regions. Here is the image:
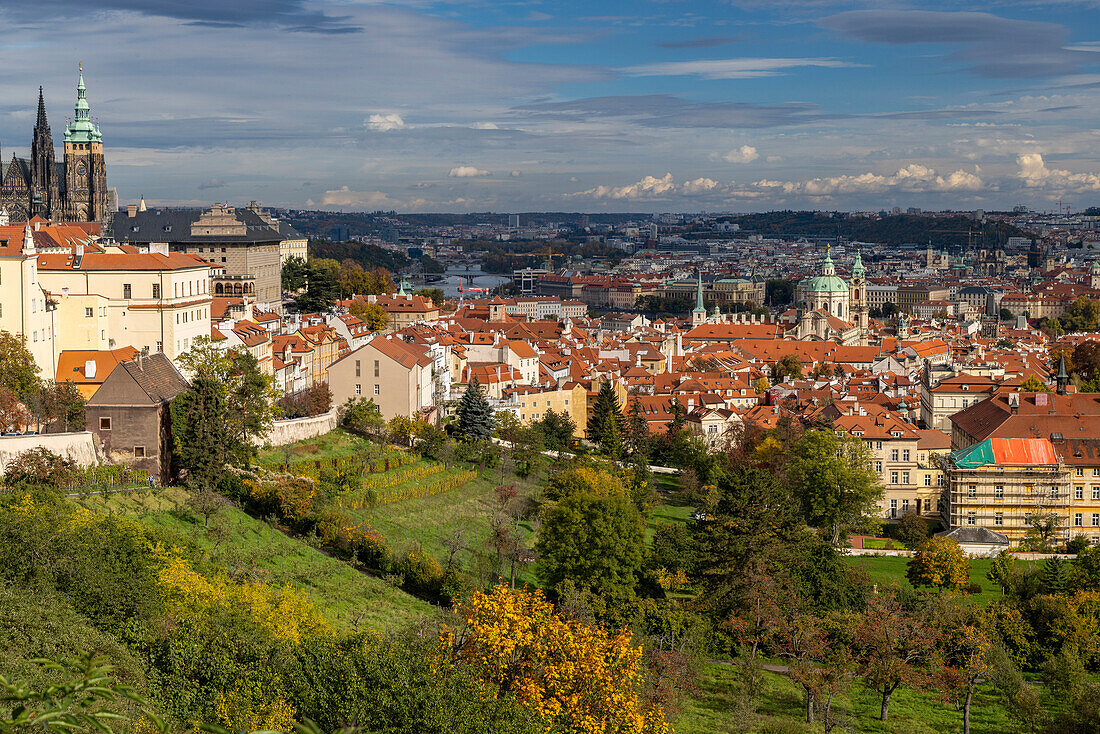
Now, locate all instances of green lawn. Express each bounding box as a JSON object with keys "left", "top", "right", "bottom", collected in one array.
[
  {"left": 843, "top": 554, "right": 1021, "bottom": 604},
  {"left": 676, "top": 662, "right": 1020, "bottom": 734},
  {"left": 76, "top": 487, "right": 435, "bottom": 633},
  {"left": 255, "top": 428, "right": 390, "bottom": 468}
]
